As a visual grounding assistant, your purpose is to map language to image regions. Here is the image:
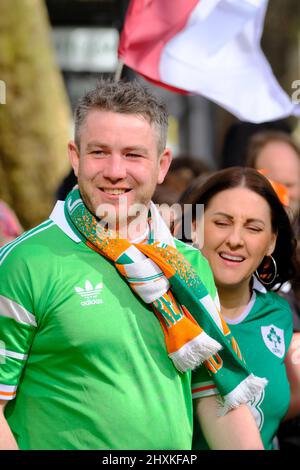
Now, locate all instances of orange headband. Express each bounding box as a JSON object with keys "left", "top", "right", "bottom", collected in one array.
[{"left": 258, "top": 169, "right": 289, "bottom": 206}]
